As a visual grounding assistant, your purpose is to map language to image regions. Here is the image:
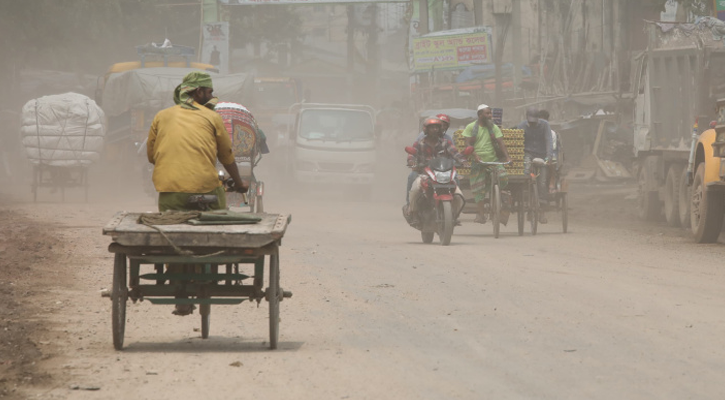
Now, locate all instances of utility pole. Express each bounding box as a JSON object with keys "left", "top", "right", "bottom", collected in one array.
[
  {"left": 511, "top": 0, "right": 522, "bottom": 99},
  {"left": 347, "top": 5, "right": 355, "bottom": 72},
  {"left": 473, "top": 0, "right": 482, "bottom": 25},
  {"left": 418, "top": 0, "right": 429, "bottom": 35}
]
